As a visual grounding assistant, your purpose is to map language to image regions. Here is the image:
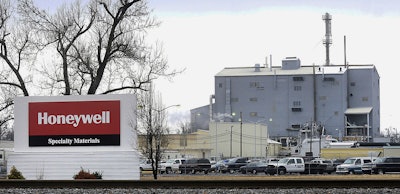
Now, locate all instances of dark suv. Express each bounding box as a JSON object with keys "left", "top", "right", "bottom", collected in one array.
[
  {"left": 179, "top": 158, "right": 211, "bottom": 174},
  {"left": 220, "top": 157, "right": 249, "bottom": 173},
  {"left": 372, "top": 157, "right": 400, "bottom": 174}
]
